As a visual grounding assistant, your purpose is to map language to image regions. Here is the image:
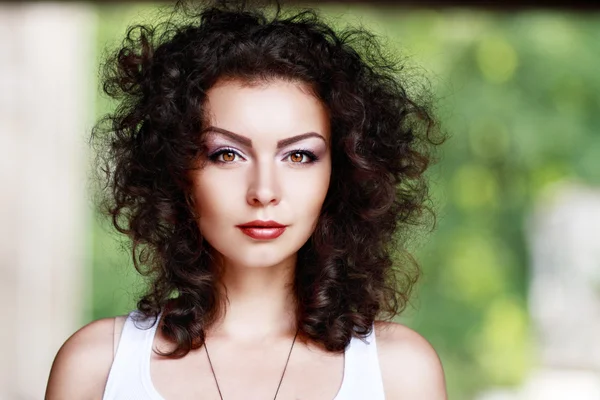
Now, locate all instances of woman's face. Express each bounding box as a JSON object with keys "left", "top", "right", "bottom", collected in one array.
[{"left": 190, "top": 78, "right": 331, "bottom": 270}]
